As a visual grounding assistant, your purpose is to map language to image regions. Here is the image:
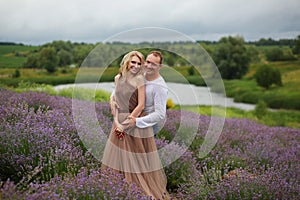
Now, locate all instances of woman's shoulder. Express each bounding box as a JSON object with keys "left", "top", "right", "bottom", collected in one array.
[
  {"left": 135, "top": 74, "right": 145, "bottom": 87},
  {"left": 114, "top": 74, "right": 121, "bottom": 81}
]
